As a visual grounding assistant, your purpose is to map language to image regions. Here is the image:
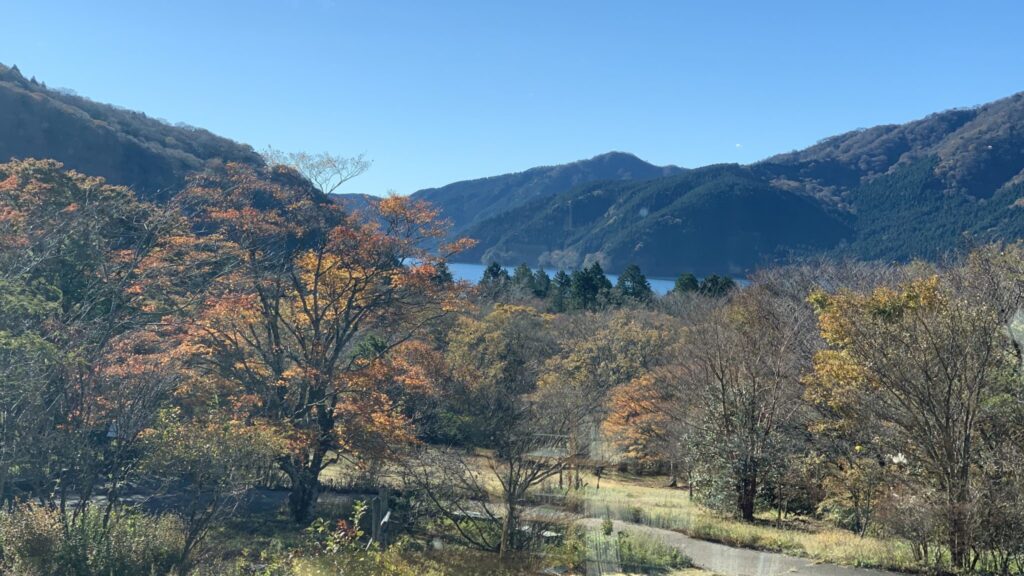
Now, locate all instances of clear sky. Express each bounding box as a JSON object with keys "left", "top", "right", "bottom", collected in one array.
[{"left": 3, "top": 1, "right": 1023, "bottom": 196}]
